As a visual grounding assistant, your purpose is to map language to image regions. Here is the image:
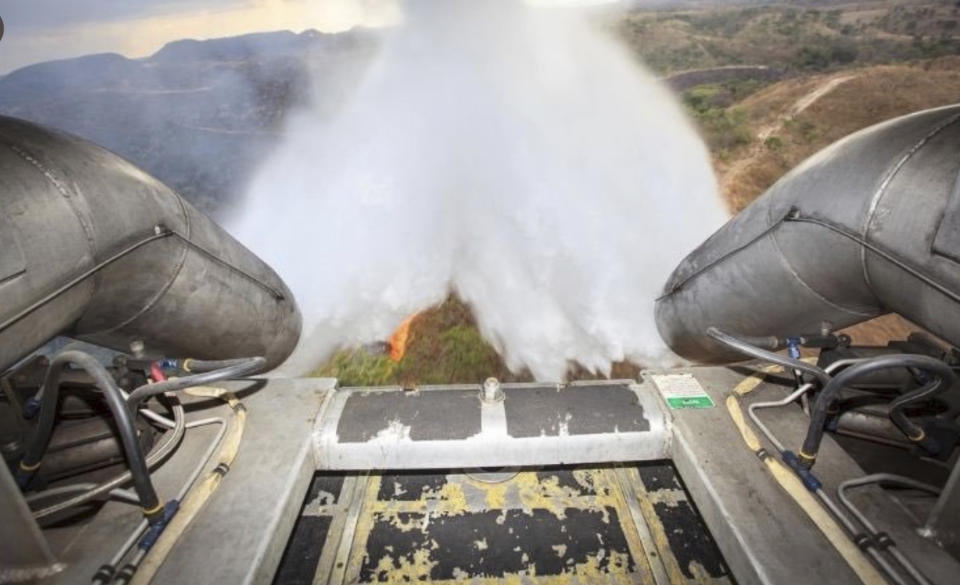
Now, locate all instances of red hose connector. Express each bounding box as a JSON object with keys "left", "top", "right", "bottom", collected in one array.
[{"left": 149, "top": 362, "right": 167, "bottom": 383}]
